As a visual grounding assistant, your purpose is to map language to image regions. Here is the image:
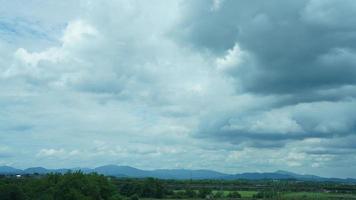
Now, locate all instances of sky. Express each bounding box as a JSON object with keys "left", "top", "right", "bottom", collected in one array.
[{"left": 0, "top": 0, "right": 356, "bottom": 178}]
